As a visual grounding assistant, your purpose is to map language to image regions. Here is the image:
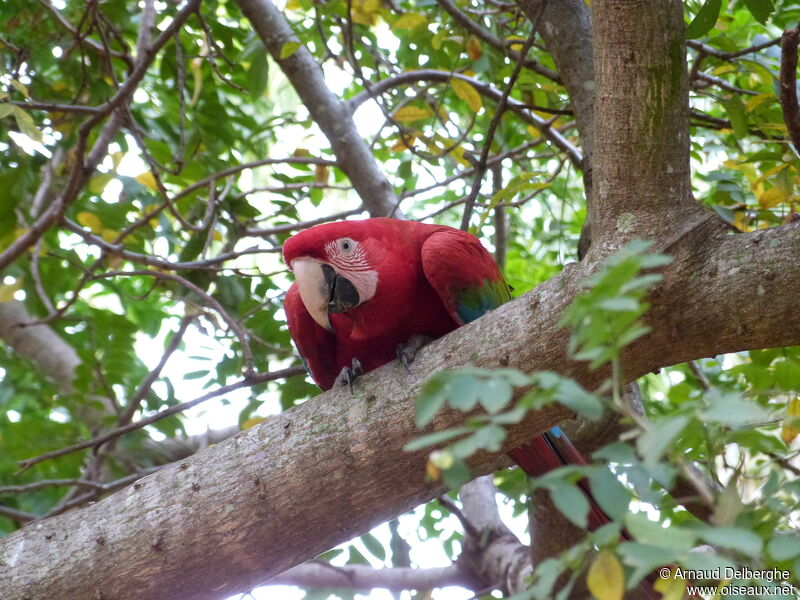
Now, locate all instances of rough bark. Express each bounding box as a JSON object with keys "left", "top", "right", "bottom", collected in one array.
[
  {"left": 459, "top": 476, "right": 532, "bottom": 594},
  {"left": 234, "top": 0, "right": 400, "bottom": 218},
  {"left": 590, "top": 0, "right": 707, "bottom": 256}
]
